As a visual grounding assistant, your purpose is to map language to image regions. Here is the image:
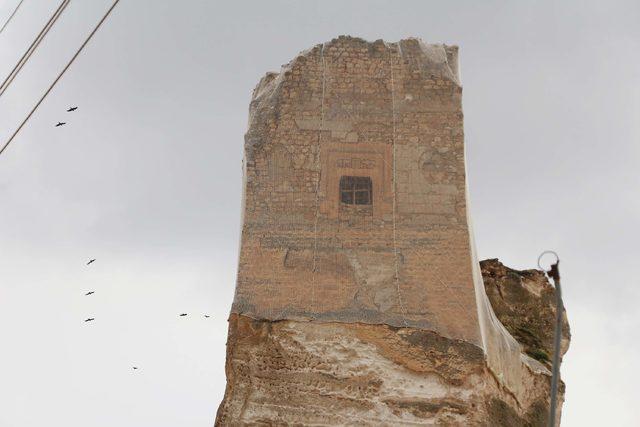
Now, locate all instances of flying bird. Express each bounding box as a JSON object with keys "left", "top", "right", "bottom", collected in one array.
[
  {"left": 204, "top": 315, "right": 210, "bottom": 318},
  {"left": 86, "top": 259, "right": 96, "bottom": 265},
  {"left": 55, "top": 122, "right": 66, "bottom": 127},
  {"left": 132, "top": 367, "right": 138, "bottom": 370},
  {"left": 67, "top": 106, "right": 78, "bottom": 112},
  {"left": 179, "top": 313, "right": 187, "bottom": 317},
  {"left": 84, "top": 318, "right": 95, "bottom": 322},
  {"left": 84, "top": 291, "right": 95, "bottom": 296}
]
